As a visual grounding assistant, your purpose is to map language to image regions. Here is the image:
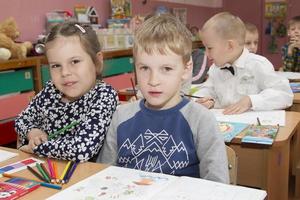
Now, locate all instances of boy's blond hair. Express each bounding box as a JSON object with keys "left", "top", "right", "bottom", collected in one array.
[
  {"left": 245, "top": 22, "right": 258, "bottom": 34},
  {"left": 133, "top": 14, "right": 192, "bottom": 64},
  {"left": 202, "top": 12, "right": 245, "bottom": 45},
  {"left": 288, "top": 15, "right": 300, "bottom": 28}
]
